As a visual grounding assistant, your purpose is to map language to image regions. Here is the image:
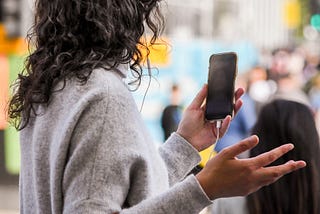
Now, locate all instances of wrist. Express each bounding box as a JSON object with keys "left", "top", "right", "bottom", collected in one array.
[
  {"left": 196, "top": 172, "right": 214, "bottom": 200},
  {"left": 195, "top": 169, "right": 222, "bottom": 200},
  {"left": 176, "top": 131, "right": 200, "bottom": 151}
]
